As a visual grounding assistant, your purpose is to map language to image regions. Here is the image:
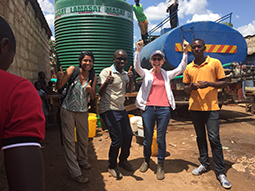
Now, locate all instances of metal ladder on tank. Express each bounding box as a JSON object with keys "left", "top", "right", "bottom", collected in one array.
[{"left": 146, "top": 12, "right": 233, "bottom": 44}]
